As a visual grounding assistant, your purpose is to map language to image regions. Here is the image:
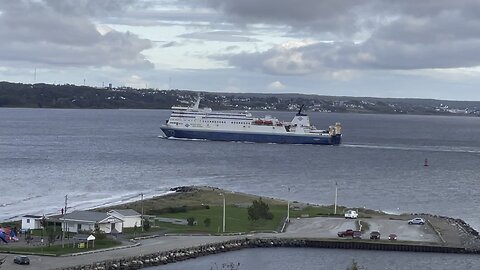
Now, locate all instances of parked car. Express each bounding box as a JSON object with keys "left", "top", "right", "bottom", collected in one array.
[
  {"left": 408, "top": 217, "right": 425, "bottom": 225},
  {"left": 352, "top": 230, "right": 362, "bottom": 239},
  {"left": 389, "top": 234, "right": 398, "bottom": 241},
  {"left": 13, "top": 255, "right": 30, "bottom": 265},
  {"left": 337, "top": 229, "right": 354, "bottom": 237},
  {"left": 369, "top": 231, "right": 381, "bottom": 240},
  {"left": 344, "top": 210, "right": 358, "bottom": 219}
]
